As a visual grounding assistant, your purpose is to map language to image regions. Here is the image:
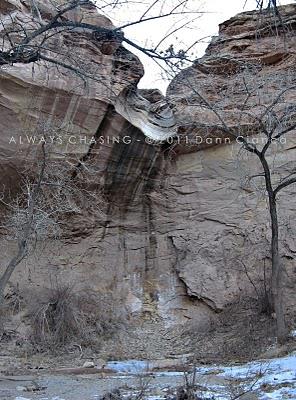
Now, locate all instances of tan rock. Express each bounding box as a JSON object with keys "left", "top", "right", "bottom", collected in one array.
[{"left": 0, "top": 3, "right": 295, "bottom": 358}]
